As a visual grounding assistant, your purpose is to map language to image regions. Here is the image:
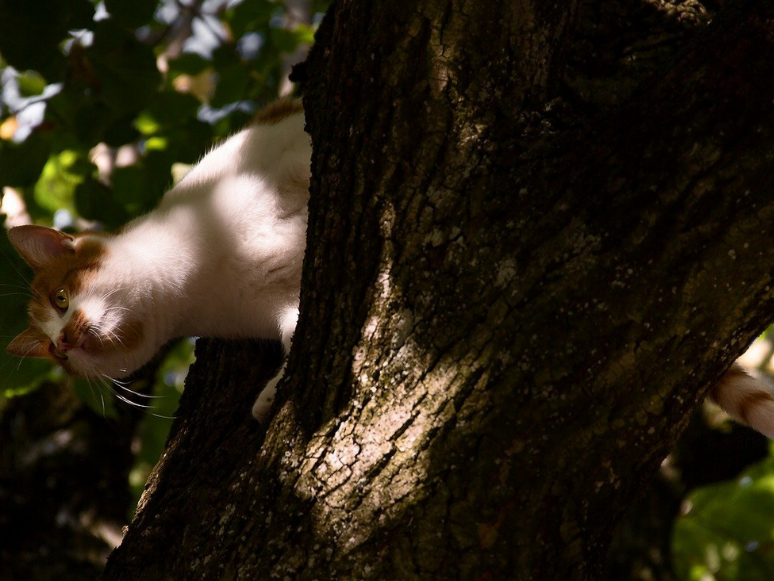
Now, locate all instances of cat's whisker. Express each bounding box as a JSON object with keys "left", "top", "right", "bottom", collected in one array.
[
  {"left": 88, "top": 325, "right": 128, "bottom": 354},
  {"left": 103, "top": 374, "right": 164, "bottom": 400},
  {"left": 15, "top": 341, "right": 41, "bottom": 367},
  {"left": 97, "top": 375, "right": 176, "bottom": 419},
  {"left": 0, "top": 291, "right": 34, "bottom": 299},
  {"left": 89, "top": 377, "right": 108, "bottom": 417},
  {"left": 103, "top": 328, "right": 127, "bottom": 349},
  {"left": 88, "top": 327, "right": 106, "bottom": 346},
  {"left": 0, "top": 247, "right": 32, "bottom": 286},
  {"left": 111, "top": 376, "right": 131, "bottom": 387},
  {"left": 0, "top": 282, "right": 34, "bottom": 294},
  {"left": 112, "top": 389, "right": 154, "bottom": 410},
  {"left": 92, "top": 374, "right": 149, "bottom": 411}
]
